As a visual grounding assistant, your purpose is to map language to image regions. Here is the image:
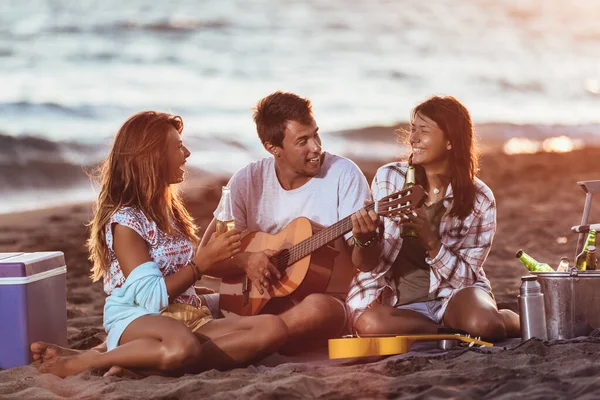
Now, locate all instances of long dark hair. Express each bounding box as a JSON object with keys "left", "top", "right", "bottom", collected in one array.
[{"left": 409, "top": 96, "right": 479, "bottom": 219}]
